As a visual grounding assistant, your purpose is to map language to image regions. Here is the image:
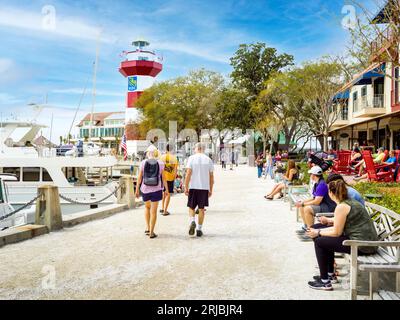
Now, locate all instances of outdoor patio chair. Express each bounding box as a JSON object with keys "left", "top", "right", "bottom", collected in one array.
[
  {"left": 332, "top": 150, "right": 352, "bottom": 174},
  {"left": 362, "top": 150, "right": 394, "bottom": 182}
]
